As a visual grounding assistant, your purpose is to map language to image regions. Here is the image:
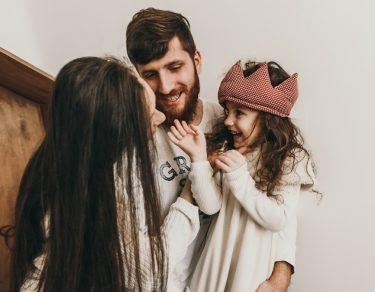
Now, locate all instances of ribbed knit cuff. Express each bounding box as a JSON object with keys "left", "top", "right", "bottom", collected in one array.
[
  {"left": 189, "top": 160, "right": 213, "bottom": 183},
  {"left": 224, "top": 162, "right": 248, "bottom": 181},
  {"left": 190, "top": 160, "right": 212, "bottom": 173},
  {"left": 171, "top": 197, "right": 200, "bottom": 217}
]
